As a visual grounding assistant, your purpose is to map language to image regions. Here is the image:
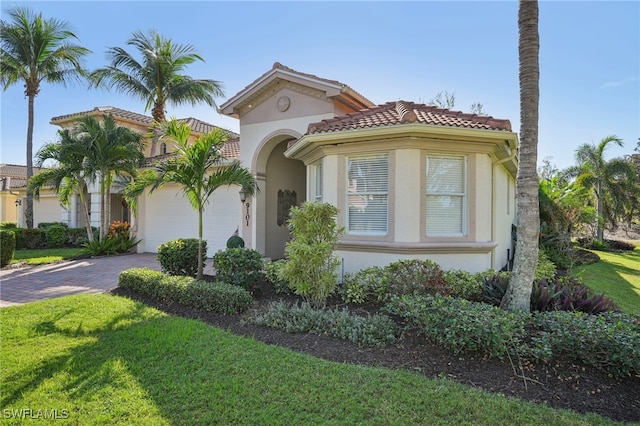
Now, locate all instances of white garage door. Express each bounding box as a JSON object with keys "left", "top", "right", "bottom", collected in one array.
[{"left": 141, "top": 184, "right": 241, "bottom": 257}]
